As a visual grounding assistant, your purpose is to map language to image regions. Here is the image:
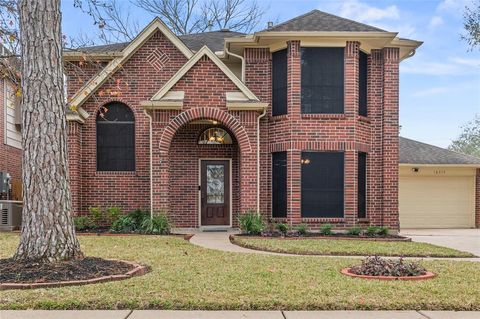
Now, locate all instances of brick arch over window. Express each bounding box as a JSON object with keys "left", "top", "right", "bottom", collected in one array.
[{"left": 159, "top": 107, "right": 252, "bottom": 153}]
